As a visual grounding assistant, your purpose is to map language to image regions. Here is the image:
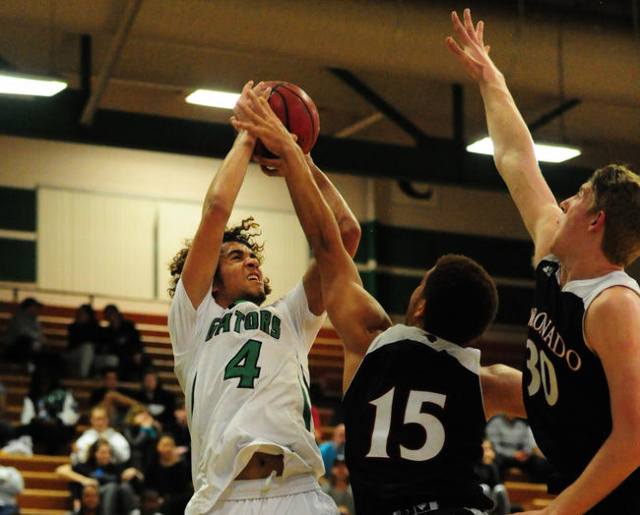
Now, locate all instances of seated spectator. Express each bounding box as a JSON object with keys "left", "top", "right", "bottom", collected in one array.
[
  {"left": 171, "top": 401, "right": 190, "bottom": 460},
  {"left": 320, "top": 454, "right": 355, "bottom": 515},
  {"left": 66, "top": 304, "right": 102, "bottom": 379},
  {"left": 66, "top": 484, "right": 100, "bottom": 515},
  {"left": 89, "top": 368, "right": 138, "bottom": 430},
  {"left": 18, "top": 364, "right": 79, "bottom": 455},
  {"left": 0, "top": 382, "right": 15, "bottom": 448},
  {"left": 122, "top": 404, "right": 160, "bottom": 471},
  {"left": 56, "top": 439, "right": 138, "bottom": 515},
  {"left": 133, "top": 370, "right": 176, "bottom": 430},
  {"left": 319, "top": 423, "right": 345, "bottom": 479},
  {"left": 3, "top": 297, "right": 45, "bottom": 373},
  {"left": 142, "top": 434, "right": 191, "bottom": 515},
  {"left": 130, "top": 489, "right": 163, "bottom": 515},
  {"left": 74, "top": 406, "right": 130, "bottom": 465},
  {"left": 486, "top": 414, "right": 553, "bottom": 483},
  {"left": 102, "top": 305, "right": 148, "bottom": 381},
  {"left": 0, "top": 465, "right": 23, "bottom": 515},
  {"left": 475, "top": 440, "right": 511, "bottom": 515}
]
